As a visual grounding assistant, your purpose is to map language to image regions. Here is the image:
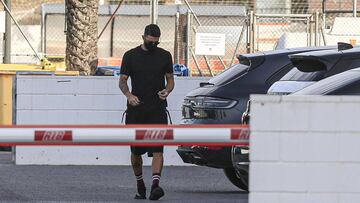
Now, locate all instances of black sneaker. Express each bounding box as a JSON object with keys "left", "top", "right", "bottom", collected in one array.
[
  {"left": 134, "top": 193, "right": 146, "bottom": 199},
  {"left": 149, "top": 186, "right": 164, "bottom": 201},
  {"left": 134, "top": 188, "right": 146, "bottom": 199}
]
